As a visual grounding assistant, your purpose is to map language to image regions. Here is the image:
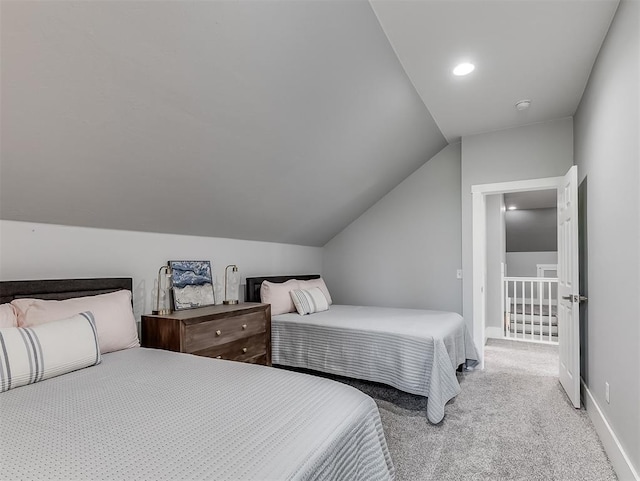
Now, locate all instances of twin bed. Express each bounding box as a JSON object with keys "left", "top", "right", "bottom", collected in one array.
[
  {"left": 245, "top": 275, "right": 479, "bottom": 424},
  {"left": 0, "top": 278, "right": 394, "bottom": 481}
]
